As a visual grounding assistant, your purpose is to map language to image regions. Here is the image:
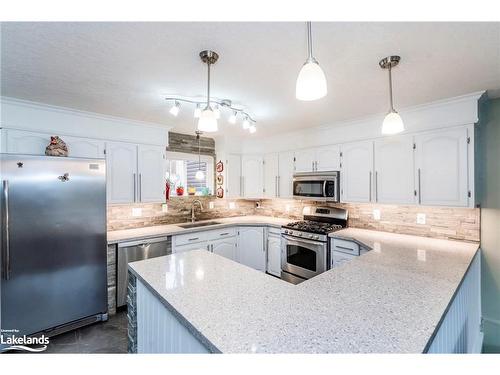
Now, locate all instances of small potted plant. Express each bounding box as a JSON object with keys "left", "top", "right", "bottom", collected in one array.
[{"left": 176, "top": 185, "right": 184, "bottom": 196}]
